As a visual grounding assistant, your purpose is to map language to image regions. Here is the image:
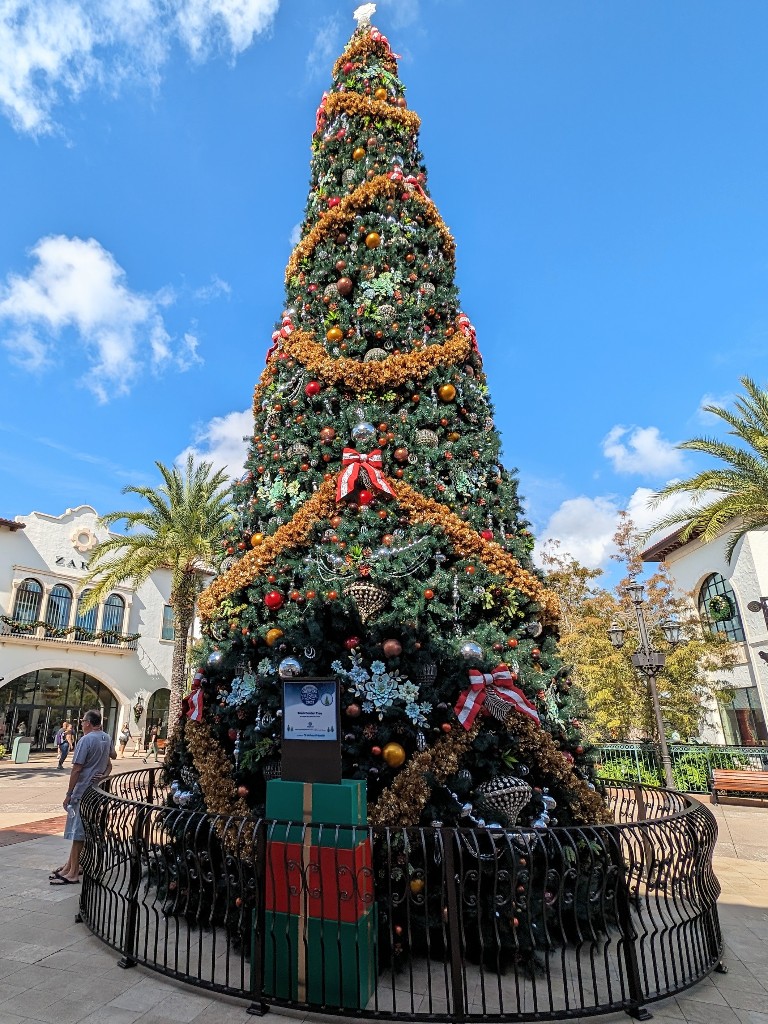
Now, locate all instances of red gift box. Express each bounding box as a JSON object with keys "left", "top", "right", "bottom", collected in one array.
[{"left": 265, "top": 838, "right": 374, "bottom": 922}]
